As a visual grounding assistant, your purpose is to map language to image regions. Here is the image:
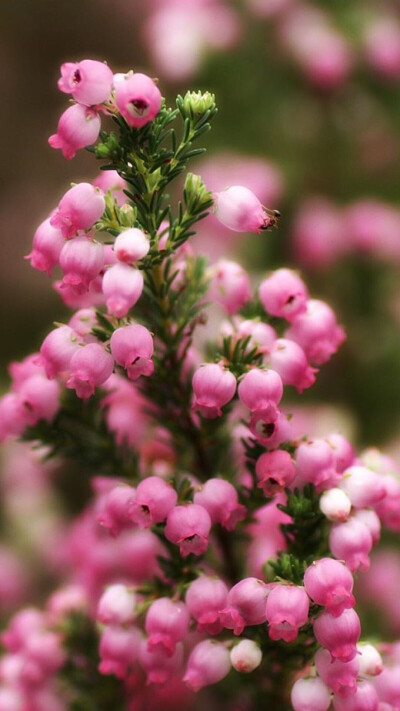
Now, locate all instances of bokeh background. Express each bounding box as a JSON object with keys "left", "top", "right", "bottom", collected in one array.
[{"left": 1, "top": 0, "right": 400, "bottom": 631}]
